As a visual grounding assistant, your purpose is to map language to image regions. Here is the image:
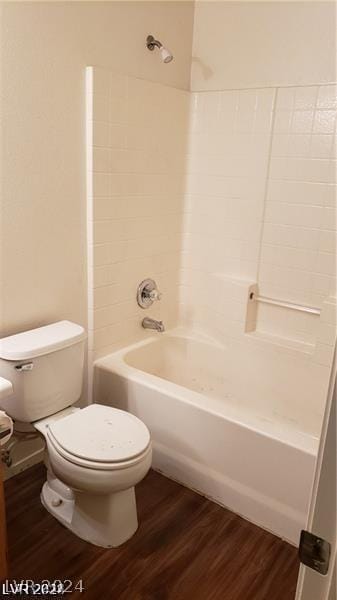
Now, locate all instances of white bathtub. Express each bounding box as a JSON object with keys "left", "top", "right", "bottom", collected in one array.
[{"left": 95, "top": 329, "right": 319, "bottom": 544}]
